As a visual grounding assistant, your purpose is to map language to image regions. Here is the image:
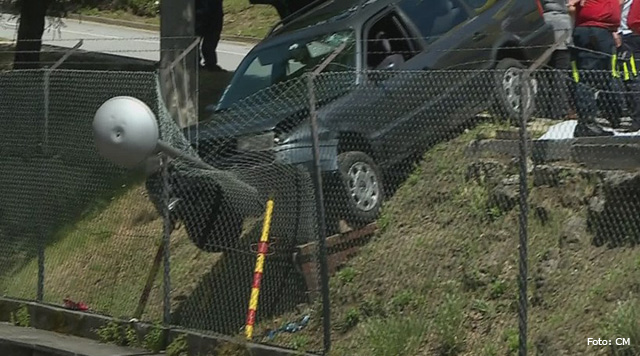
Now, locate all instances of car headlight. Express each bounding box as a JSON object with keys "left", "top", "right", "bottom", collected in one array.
[{"left": 237, "top": 131, "right": 276, "bottom": 152}]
